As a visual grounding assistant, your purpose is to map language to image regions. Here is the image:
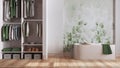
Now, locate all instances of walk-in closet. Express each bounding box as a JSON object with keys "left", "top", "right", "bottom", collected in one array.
[{"left": 1, "top": 0, "right": 47, "bottom": 60}]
